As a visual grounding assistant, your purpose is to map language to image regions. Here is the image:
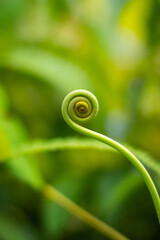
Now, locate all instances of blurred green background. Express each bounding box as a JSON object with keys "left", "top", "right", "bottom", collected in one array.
[{"left": 0, "top": 0, "right": 160, "bottom": 239}]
